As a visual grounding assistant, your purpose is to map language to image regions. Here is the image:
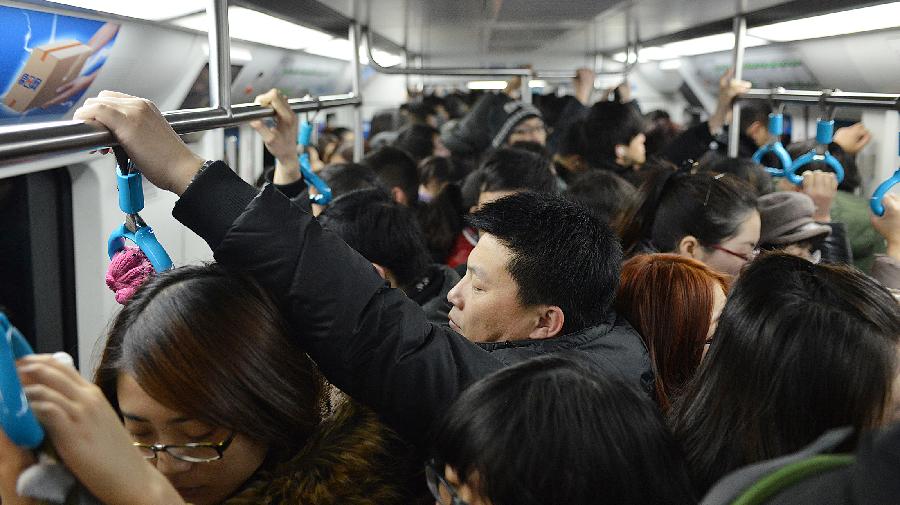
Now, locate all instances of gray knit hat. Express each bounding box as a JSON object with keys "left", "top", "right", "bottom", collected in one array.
[
  {"left": 758, "top": 192, "right": 831, "bottom": 245},
  {"left": 490, "top": 100, "right": 541, "bottom": 148}
]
